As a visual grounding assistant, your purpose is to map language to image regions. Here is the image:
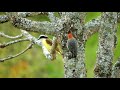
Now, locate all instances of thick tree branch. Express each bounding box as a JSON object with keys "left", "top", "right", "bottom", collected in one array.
[
  {"left": 0, "top": 43, "right": 33, "bottom": 62},
  {"left": 94, "top": 12, "right": 117, "bottom": 78},
  {"left": 17, "top": 12, "right": 48, "bottom": 17},
  {"left": 84, "top": 16, "right": 101, "bottom": 40},
  {"left": 0, "top": 32, "right": 23, "bottom": 39},
  {"left": 0, "top": 12, "right": 48, "bottom": 23},
  {"left": 48, "top": 12, "right": 60, "bottom": 23},
  {"left": 0, "top": 38, "right": 29, "bottom": 48},
  {"left": 84, "top": 12, "right": 120, "bottom": 41},
  {"left": 4, "top": 12, "right": 65, "bottom": 36},
  {"left": 9, "top": 14, "right": 59, "bottom": 35},
  {"left": 0, "top": 12, "right": 113, "bottom": 40},
  {"left": 0, "top": 15, "right": 9, "bottom": 23},
  {"left": 0, "top": 12, "right": 48, "bottom": 24},
  {"left": 84, "top": 12, "right": 119, "bottom": 40},
  {"left": 0, "top": 12, "right": 120, "bottom": 38},
  {"left": 85, "top": 12, "right": 120, "bottom": 40},
  {"left": 61, "top": 12, "right": 87, "bottom": 78},
  {"left": 48, "top": 12, "right": 56, "bottom": 22}
]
